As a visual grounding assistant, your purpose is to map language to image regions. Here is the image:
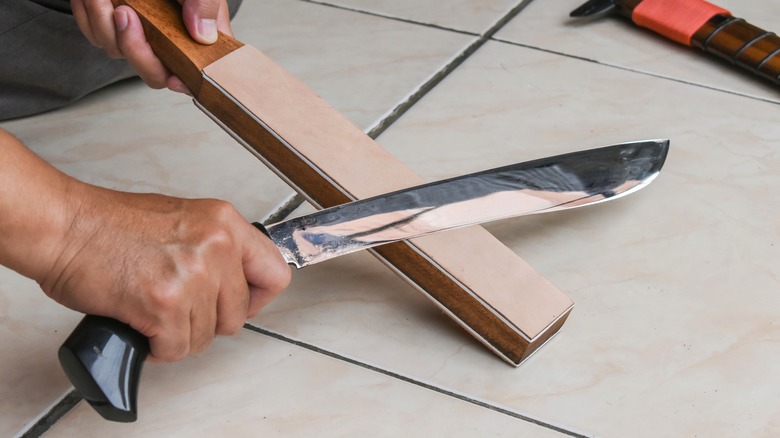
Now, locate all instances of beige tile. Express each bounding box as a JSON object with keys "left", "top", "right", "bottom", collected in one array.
[
  {"left": 4, "top": 82, "right": 292, "bottom": 221},
  {"left": 312, "top": 0, "right": 524, "bottom": 34},
  {"left": 251, "top": 41, "right": 780, "bottom": 436},
  {"left": 232, "top": 0, "right": 475, "bottom": 130},
  {"left": 46, "top": 330, "right": 568, "bottom": 437},
  {"left": 9, "top": 0, "right": 778, "bottom": 435},
  {"left": 0, "top": 266, "right": 82, "bottom": 437},
  {"left": 496, "top": 0, "right": 780, "bottom": 102},
  {"left": 1, "top": 0, "right": 477, "bottom": 434}
]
